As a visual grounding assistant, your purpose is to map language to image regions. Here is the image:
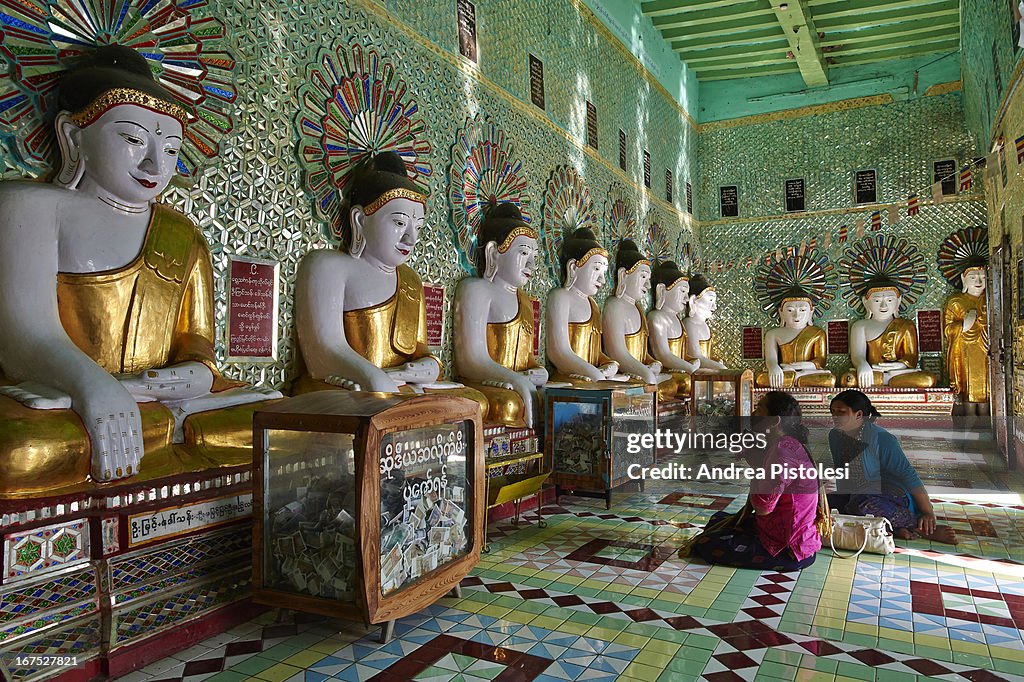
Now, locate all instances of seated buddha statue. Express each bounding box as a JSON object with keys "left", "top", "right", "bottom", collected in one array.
[
  {"left": 545, "top": 228, "right": 630, "bottom": 383},
  {"left": 602, "top": 241, "right": 684, "bottom": 401},
  {"left": 0, "top": 46, "right": 278, "bottom": 497},
  {"left": 682, "top": 275, "right": 727, "bottom": 372},
  {"left": 646, "top": 260, "right": 699, "bottom": 395},
  {"left": 294, "top": 151, "right": 487, "bottom": 415},
  {"left": 841, "top": 279, "right": 937, "bottom": 388},
  {"left": 453, "top": 202, "right": 548, "bottom": 428},
  {"left": 942, "top": 257, "right": 989, "bottom": 414},
  {"left": 755, "top": 289, "right": 836, "bottom": 389}
]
